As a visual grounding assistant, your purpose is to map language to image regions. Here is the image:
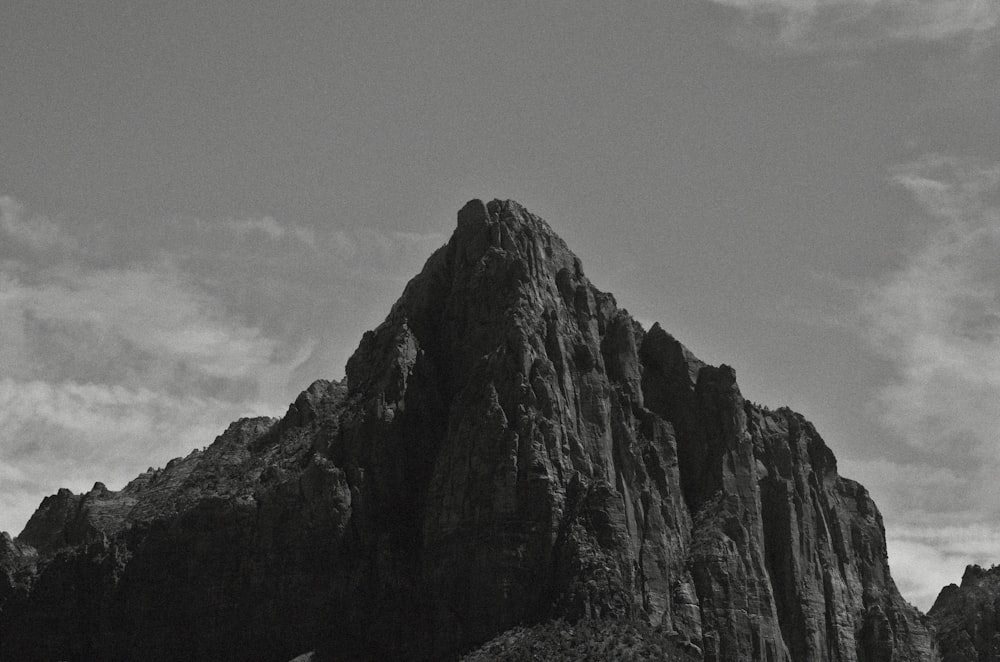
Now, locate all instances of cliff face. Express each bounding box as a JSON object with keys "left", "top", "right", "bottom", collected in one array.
[
  {"left": 0, "top": 200, "right": 937, "bottom": 661},
  {"left": 928, "top": 565, "right": 1000, "bottom": 661}
]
